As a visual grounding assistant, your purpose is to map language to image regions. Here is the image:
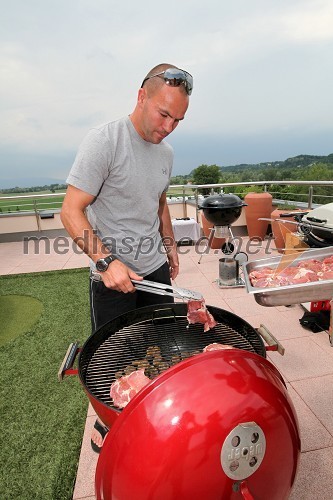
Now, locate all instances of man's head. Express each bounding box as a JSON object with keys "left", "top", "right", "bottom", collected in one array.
[
  {"left": 130, "top": 63, "right": 192, "bottom": 144},
  {"left": 141, "top": 64, "right": 193, "bottom": 97}
]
